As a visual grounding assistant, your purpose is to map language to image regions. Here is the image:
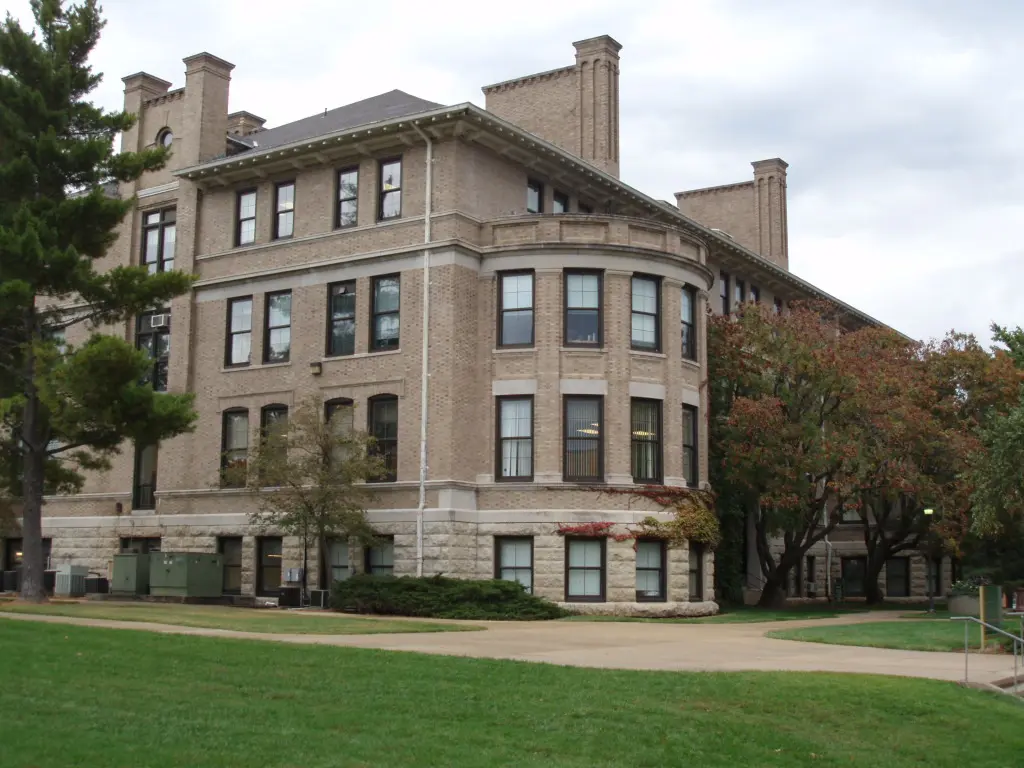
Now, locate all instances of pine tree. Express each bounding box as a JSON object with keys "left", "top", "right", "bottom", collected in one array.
[{"left": 0, "top": 0, "right": 197, "bottom": 601}]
